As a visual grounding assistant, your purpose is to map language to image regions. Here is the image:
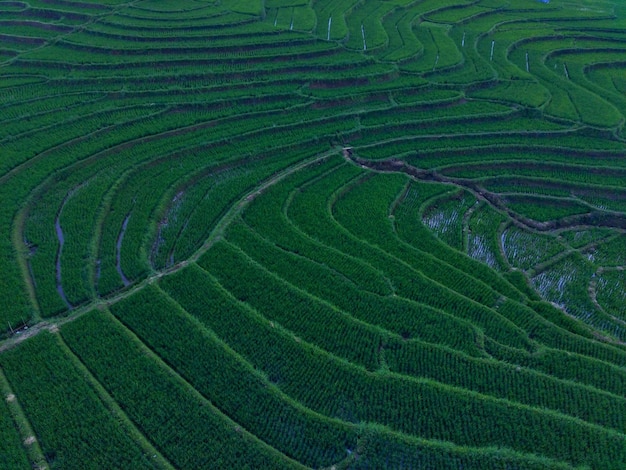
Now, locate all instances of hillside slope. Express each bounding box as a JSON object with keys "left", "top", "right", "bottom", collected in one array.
[{"left": 1, "top": 0, "right": 626, "bottom": 468}]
